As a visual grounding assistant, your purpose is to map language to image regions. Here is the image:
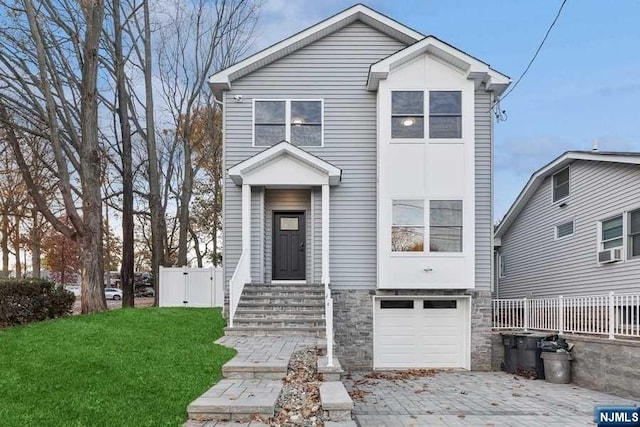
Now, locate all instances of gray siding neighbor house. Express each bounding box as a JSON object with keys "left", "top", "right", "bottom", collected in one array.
[
  {"left": 495, "top": 151, "right": 640, "bottom": 299},
  {"left": 210, "top": 4, "right": 510, "bottom": 370}
]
